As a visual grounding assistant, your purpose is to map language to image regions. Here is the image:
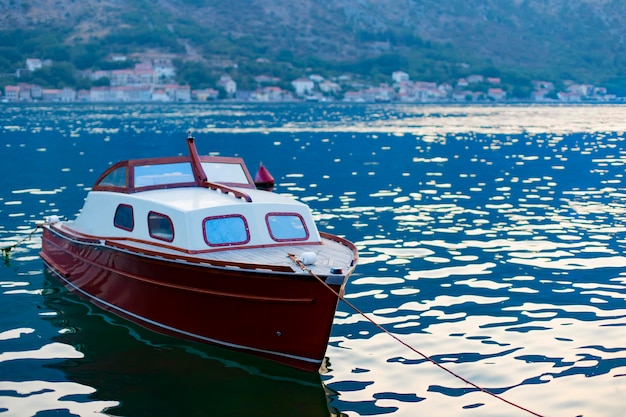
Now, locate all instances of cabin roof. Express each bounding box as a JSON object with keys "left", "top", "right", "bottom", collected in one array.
[{"left": 127, "top": 186, "right": 307, "bottom": 212}]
